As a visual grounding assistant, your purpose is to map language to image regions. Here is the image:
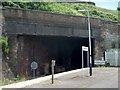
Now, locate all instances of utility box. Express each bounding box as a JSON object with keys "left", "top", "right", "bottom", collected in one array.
[{"left": 105, "top": 49, "right": 120, "bottom": 67}]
